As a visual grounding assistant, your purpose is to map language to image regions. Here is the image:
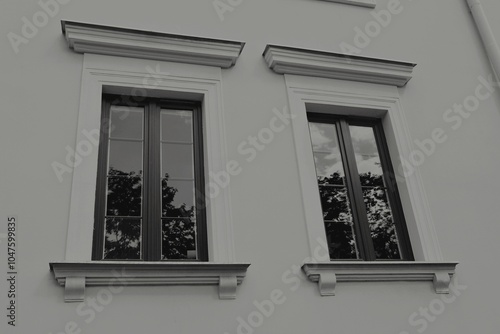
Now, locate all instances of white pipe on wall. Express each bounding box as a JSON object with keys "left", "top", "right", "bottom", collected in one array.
[{"left": 466, "top": 0, "right": 500, "bottom": 81}]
